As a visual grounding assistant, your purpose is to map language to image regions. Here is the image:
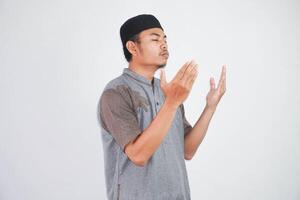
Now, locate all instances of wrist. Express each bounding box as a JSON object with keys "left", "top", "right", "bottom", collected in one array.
[
  {"left": 205, "top": 104, "right": 217, "bottom": 113},
  {"left": 163, "top": 99, "right": 179, "bottom": 111}
]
